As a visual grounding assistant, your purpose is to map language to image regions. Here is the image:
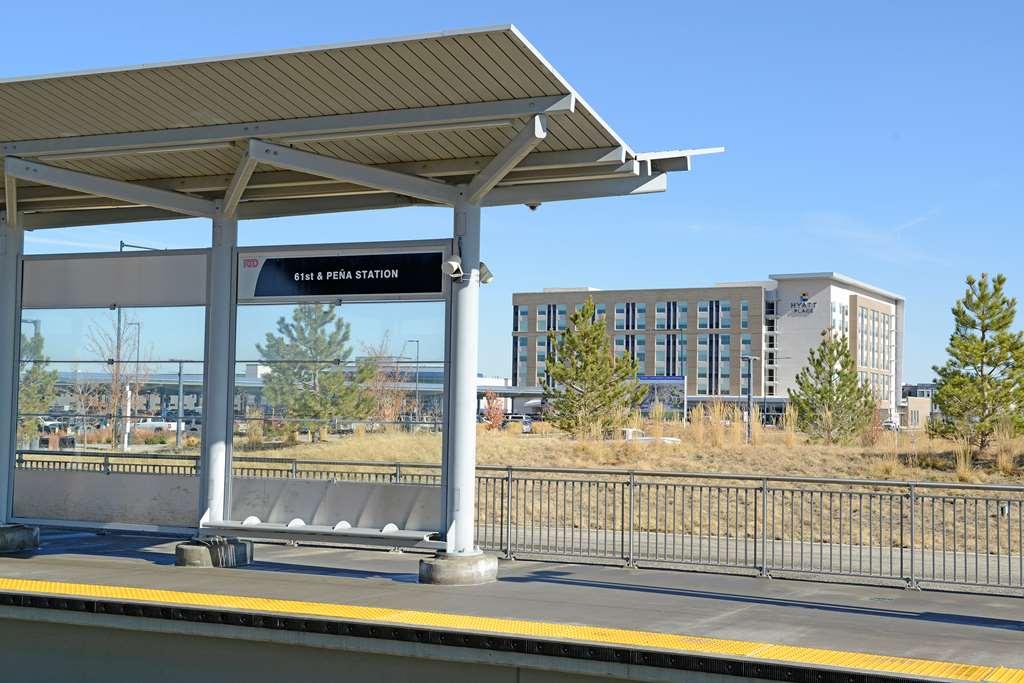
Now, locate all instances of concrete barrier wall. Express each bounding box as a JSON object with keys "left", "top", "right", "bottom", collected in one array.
[
  {"left": 13, "top": 470, "right": 199, "bottom": 527},
  {"left": 13, "top": 471, "right": 440, "bottom": 531}
]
